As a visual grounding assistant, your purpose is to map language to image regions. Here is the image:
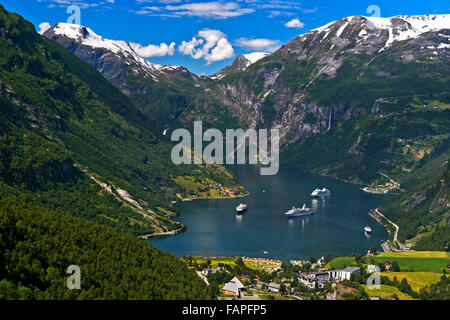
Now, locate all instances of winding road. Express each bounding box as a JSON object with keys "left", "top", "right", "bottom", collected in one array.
[{"left": 375, "top": 208, "right": 401, "bottom": 247}]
